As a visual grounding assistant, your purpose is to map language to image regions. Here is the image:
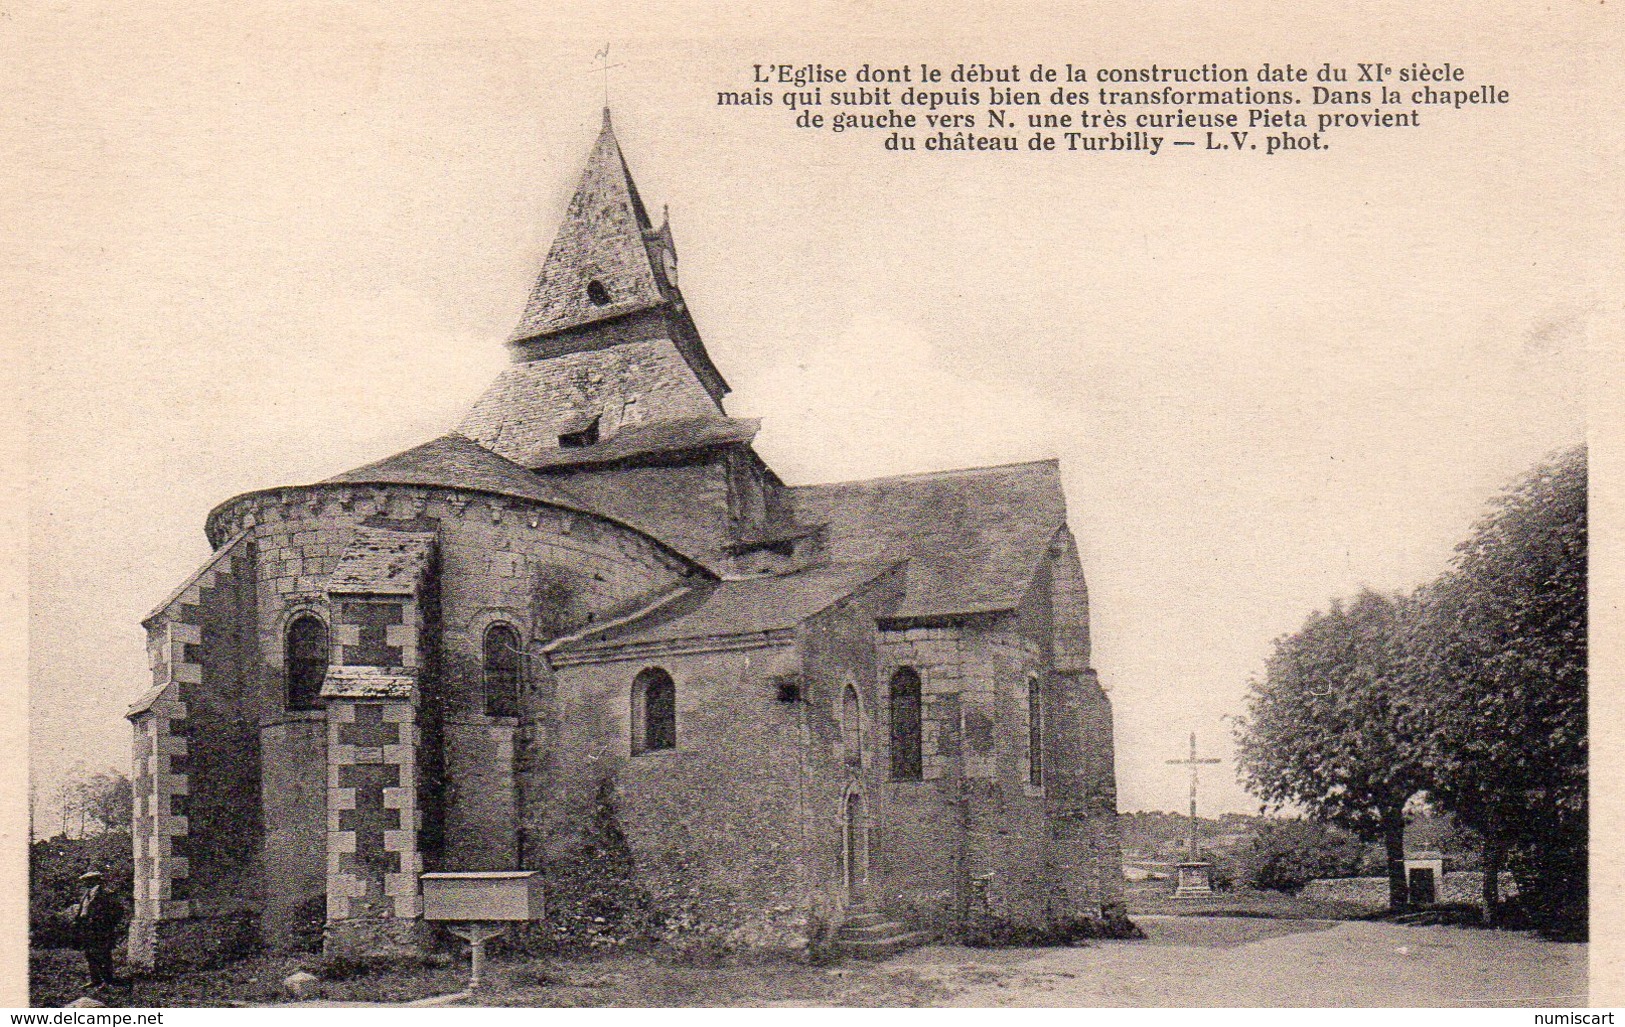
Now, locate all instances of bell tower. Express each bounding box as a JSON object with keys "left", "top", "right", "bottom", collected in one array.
[{"left": 459, "top": 110, "right": 733, "bottom": 466}]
